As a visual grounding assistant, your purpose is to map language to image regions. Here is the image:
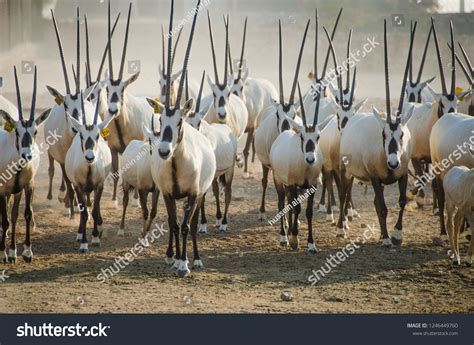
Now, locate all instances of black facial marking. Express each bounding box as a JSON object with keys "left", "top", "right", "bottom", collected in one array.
[
  {"left": 111, "top": 92, "right": 119, "bottom": 103},
  {"left": 85, "top": 137, "right": 95, "bottom": 150},
  {"left": 162, "top": 126, "right": 173, "bottom": 143},
  {"left": 218, "top": 96, "right": 225, "bottom": 107},
  {"left": 305, "top": 139, "right": 315, "bottom": 153},
  {"left": 21, "top": 131, "right": 32, "bottom": 148},
  {"left": 388, "top": 137, "right": 398, "bottom": 155},
  {"left": 281, "top": 119, "right": 290, "bottom": 132},
  {"left": 71, "top": 108, "right": 79, "bottom": 120},
  {"left": 341, "top": 117, "right": 348, "bottom": 129}
]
